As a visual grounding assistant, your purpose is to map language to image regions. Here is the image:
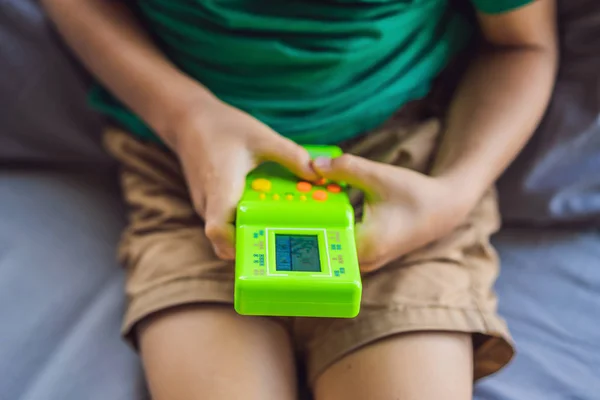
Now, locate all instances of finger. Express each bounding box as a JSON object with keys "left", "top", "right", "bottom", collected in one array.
[
  {"left": 312, "top": 154, "right": 389, "bottom": 196},
  {"left": 354, "top": 222, "right": 384, "bottom": 272},
  {"left": 354, "top": 204, "right": 401, "bottom": 272},
  {"left": 203, "top": 158, "right": 249, "bottom": 260},
  {"left": 257, "top": 136, "right": 319, "bottom": 181},
  {"left": 205, "top": 222, "right": 236, "bottom": 260},
  {"left": 190, "top": 190, "right": 207, "bottom": 219}
]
